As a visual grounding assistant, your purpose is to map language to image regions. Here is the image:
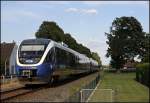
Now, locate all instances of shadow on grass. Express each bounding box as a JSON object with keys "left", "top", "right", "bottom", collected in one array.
[{"left": 134, "top": 78, "right": 149, "bottom": 88}]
